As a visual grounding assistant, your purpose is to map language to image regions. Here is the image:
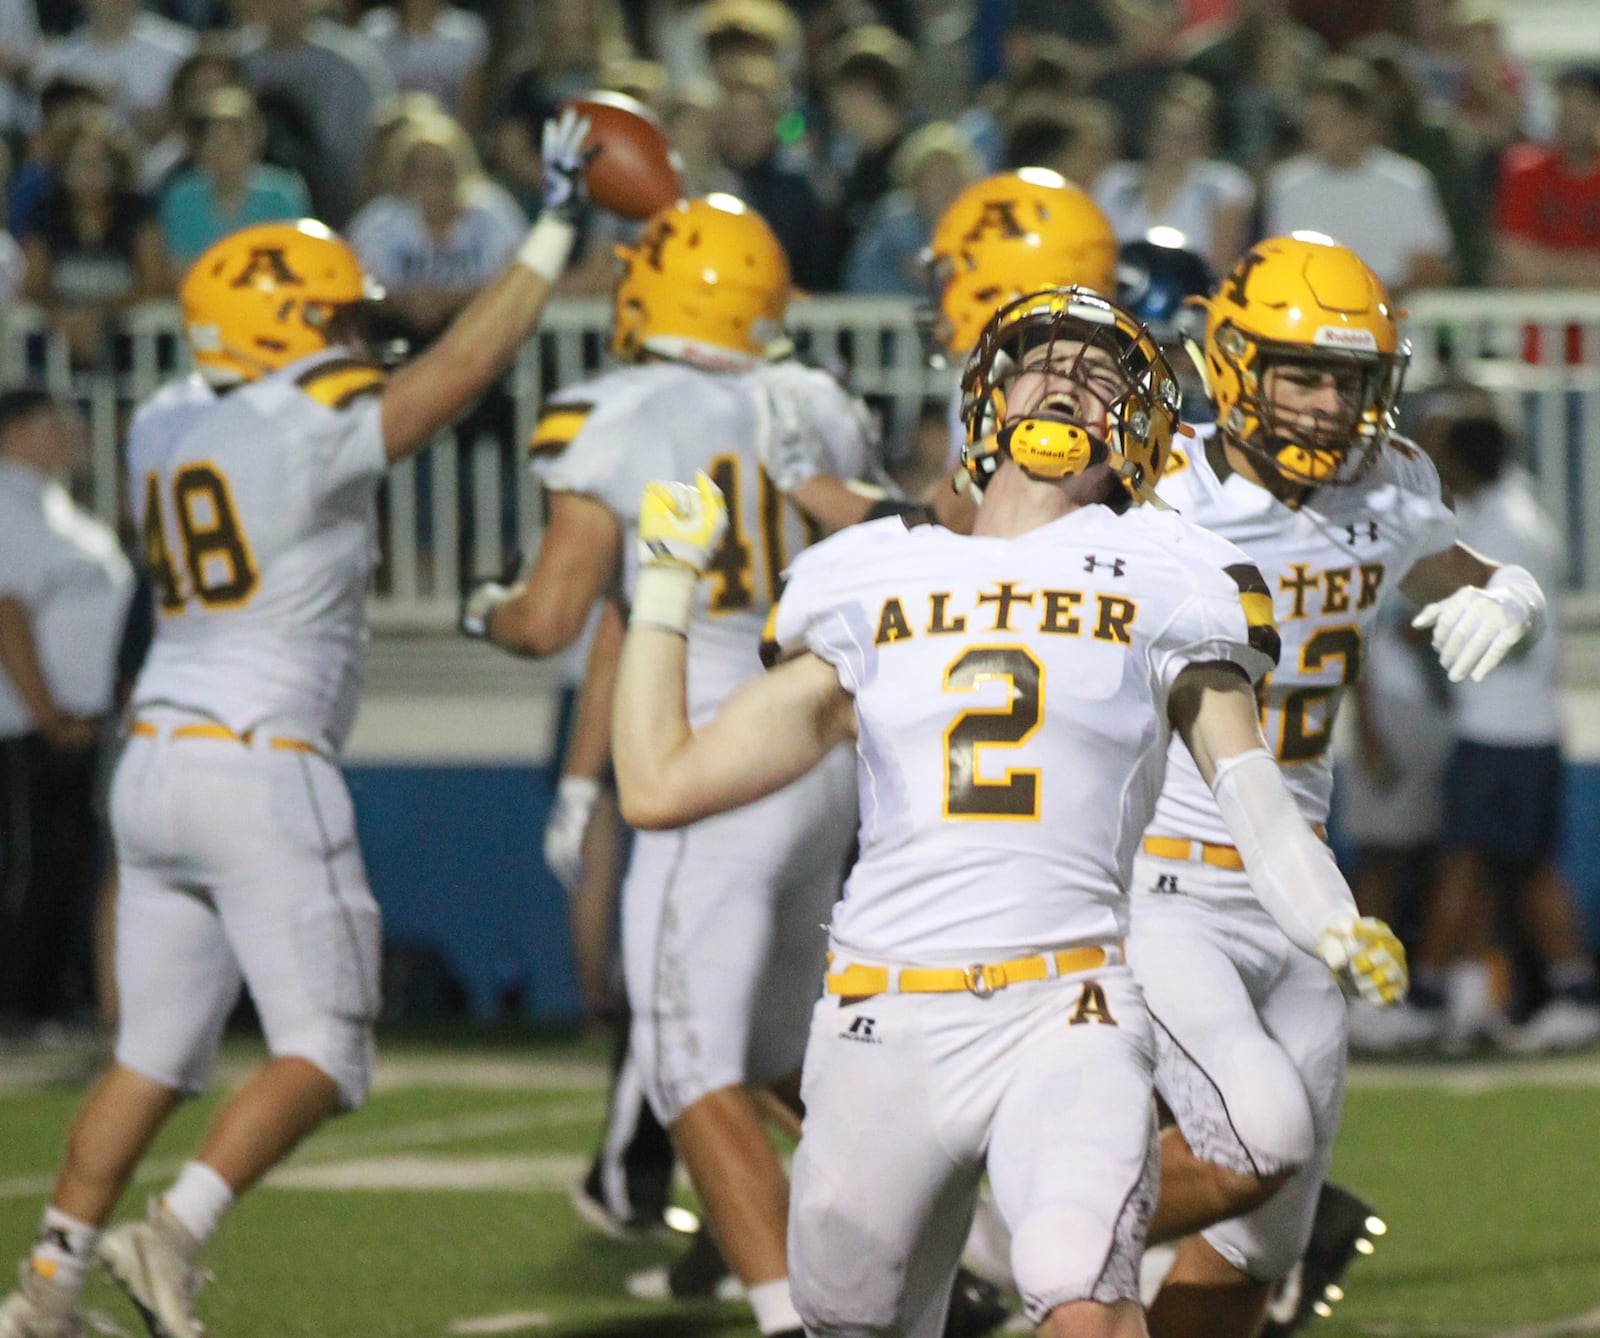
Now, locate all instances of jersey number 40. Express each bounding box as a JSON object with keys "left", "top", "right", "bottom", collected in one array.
[{"left": 142, "top": 465, "right": 259, "bottom": 613}]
